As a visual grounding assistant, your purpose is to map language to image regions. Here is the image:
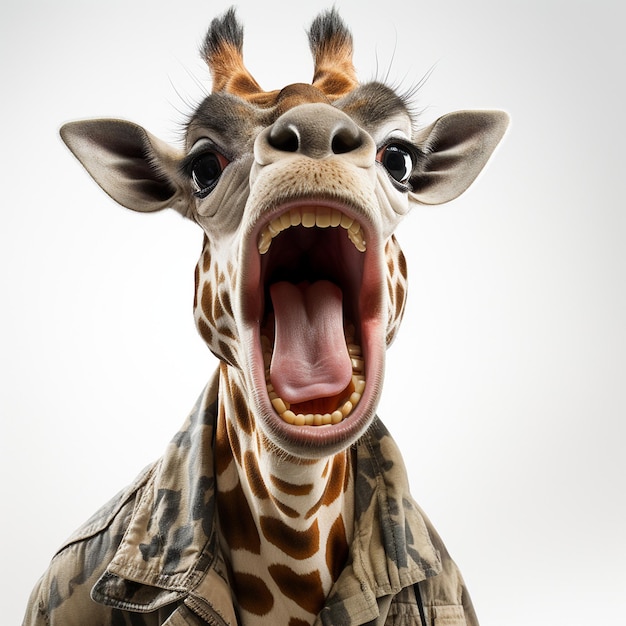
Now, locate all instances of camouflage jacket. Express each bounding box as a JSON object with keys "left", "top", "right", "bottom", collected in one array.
[{"left": 23, "top": 372, "right": 478, "bottom": 626}]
